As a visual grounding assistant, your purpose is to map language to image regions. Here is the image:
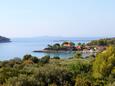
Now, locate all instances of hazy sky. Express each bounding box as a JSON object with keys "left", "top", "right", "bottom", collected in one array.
[{"left": 0, "top": 0, "right": 115, "bottom": 38}]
